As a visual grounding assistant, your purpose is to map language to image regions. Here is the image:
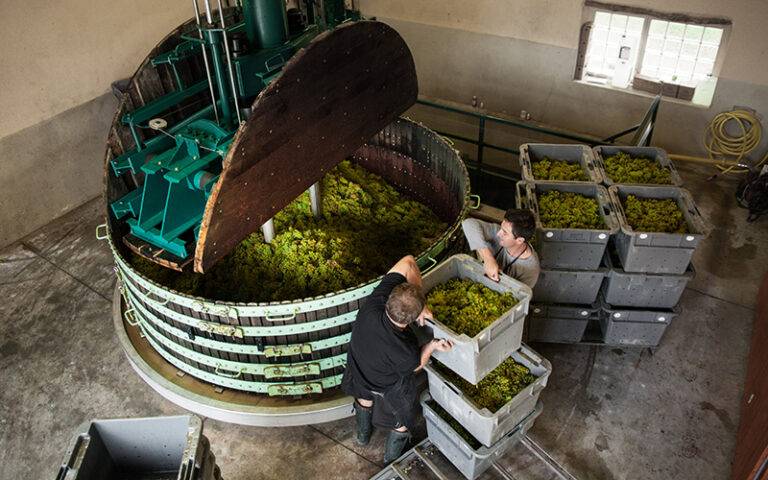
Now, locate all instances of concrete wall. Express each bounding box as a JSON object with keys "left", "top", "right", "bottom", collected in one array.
[
  {"left": 360, "top": 0, "right": 768, "bottom": 171},
  {"left": 0, "top": 1, "right": 190, "bottom": 248}
]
